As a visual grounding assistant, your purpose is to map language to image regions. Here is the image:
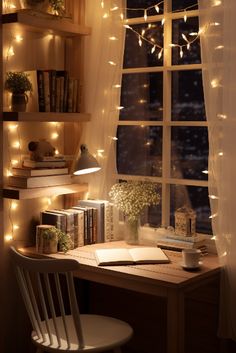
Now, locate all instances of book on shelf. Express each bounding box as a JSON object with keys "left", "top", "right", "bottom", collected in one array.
[
  {"left": 65, "top": 208, "right": 85, "bottom": 247},
  {"left": 45, "top": 209, "right": 75, "bottom": 249},
  {"left": 43, "top": 70, "right": 50, "bottom": 112},
  {"left": 40, "top": 211, "right": 67, "bottom": 234},
  {"left": 12, "top": 167, "right": 68, "bottom": 177},
  {"left": 95, "top": 247, "right": 170, "bottom": 266},
  {"left": 73, "top": 206, "right": 89, "bottom": 245},
  {"left": 8, "top": 174, "right": 71, "bottom": 188},
  {"left": 23, "top": 159, "right": 67, "bottom": 168},
  {"left": 37, "top": 70, "right": 45, "bottom": 112}
]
